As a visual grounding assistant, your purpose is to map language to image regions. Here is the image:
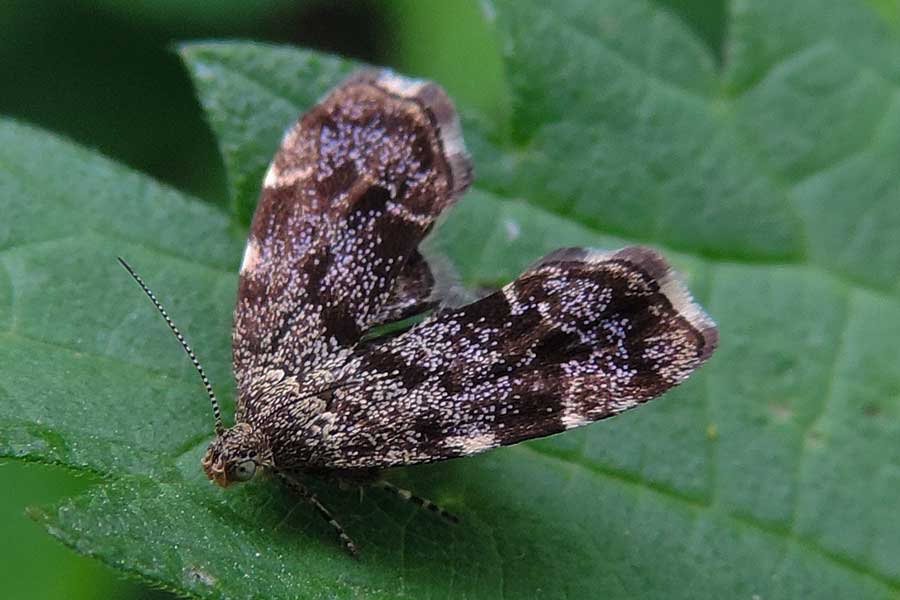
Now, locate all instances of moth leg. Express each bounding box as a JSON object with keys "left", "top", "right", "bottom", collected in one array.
[
  {"left": 277, "top": 473, "right": 359, "bottom": 558},
  {"left": 375, "top": 480, "right": 459, "bottom": 524}
]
